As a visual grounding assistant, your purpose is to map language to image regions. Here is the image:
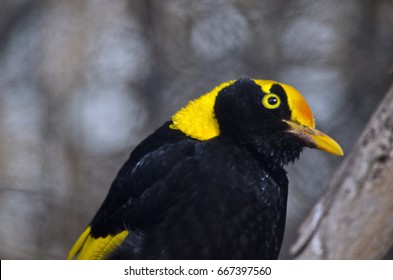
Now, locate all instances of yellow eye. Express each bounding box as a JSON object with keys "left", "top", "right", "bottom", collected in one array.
[{"left": 262, "top": 93, "right": 281, "bottom": 109}]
